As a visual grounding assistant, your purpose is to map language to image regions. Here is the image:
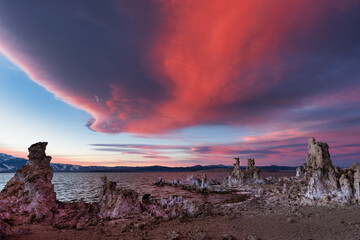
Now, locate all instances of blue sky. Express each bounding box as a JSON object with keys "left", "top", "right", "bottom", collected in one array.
[
  {"left": 0, "top": 53, "right": 250, "bottom": 166},
  {"left": 0, "top": 1, "right": 360, "bottom": 167}
]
